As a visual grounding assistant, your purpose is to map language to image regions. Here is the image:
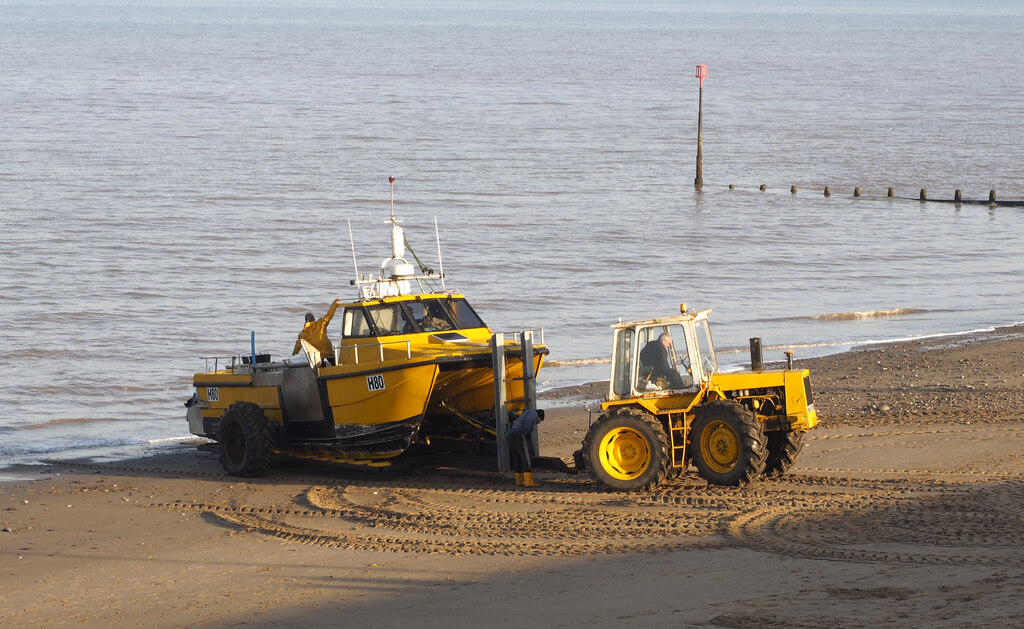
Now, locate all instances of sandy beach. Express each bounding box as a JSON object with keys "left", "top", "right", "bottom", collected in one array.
[{"left": 3, "top": 326, "right": 1024, "bottom": 628}]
